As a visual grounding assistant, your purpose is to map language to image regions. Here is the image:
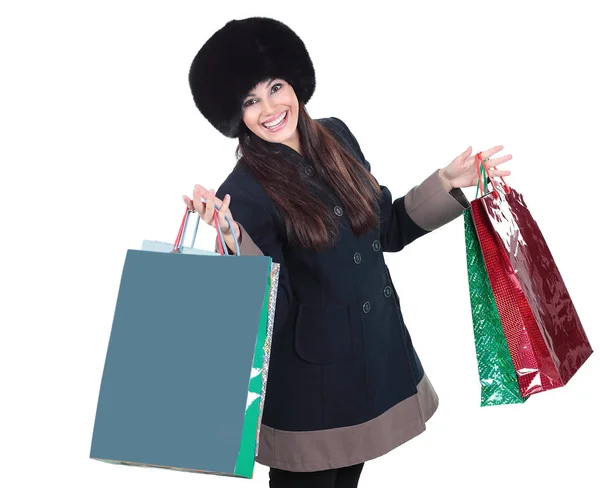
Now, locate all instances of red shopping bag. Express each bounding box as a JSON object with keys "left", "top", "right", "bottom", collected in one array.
[{"left": 470, "top": 154, "right": 592, "bottom": 397}]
